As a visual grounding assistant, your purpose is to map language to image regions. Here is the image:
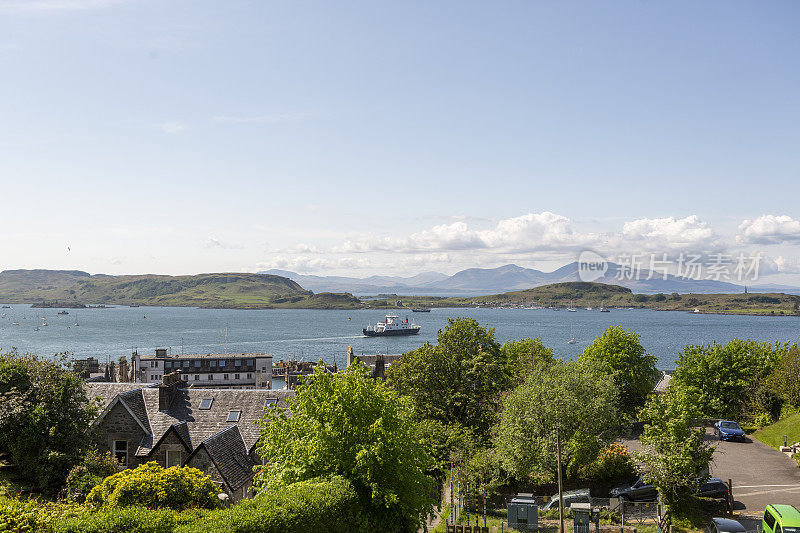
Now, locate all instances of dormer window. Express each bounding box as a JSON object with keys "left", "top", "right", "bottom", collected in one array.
[
  {"left": 227, "top": 410, "right": 241, "bottom": 422},
  {"left": 199, "top": 398, "right": 213, "bottom": 410},
  {"left": 264, "top": 398, "right": 277, "bottom": 409}
]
